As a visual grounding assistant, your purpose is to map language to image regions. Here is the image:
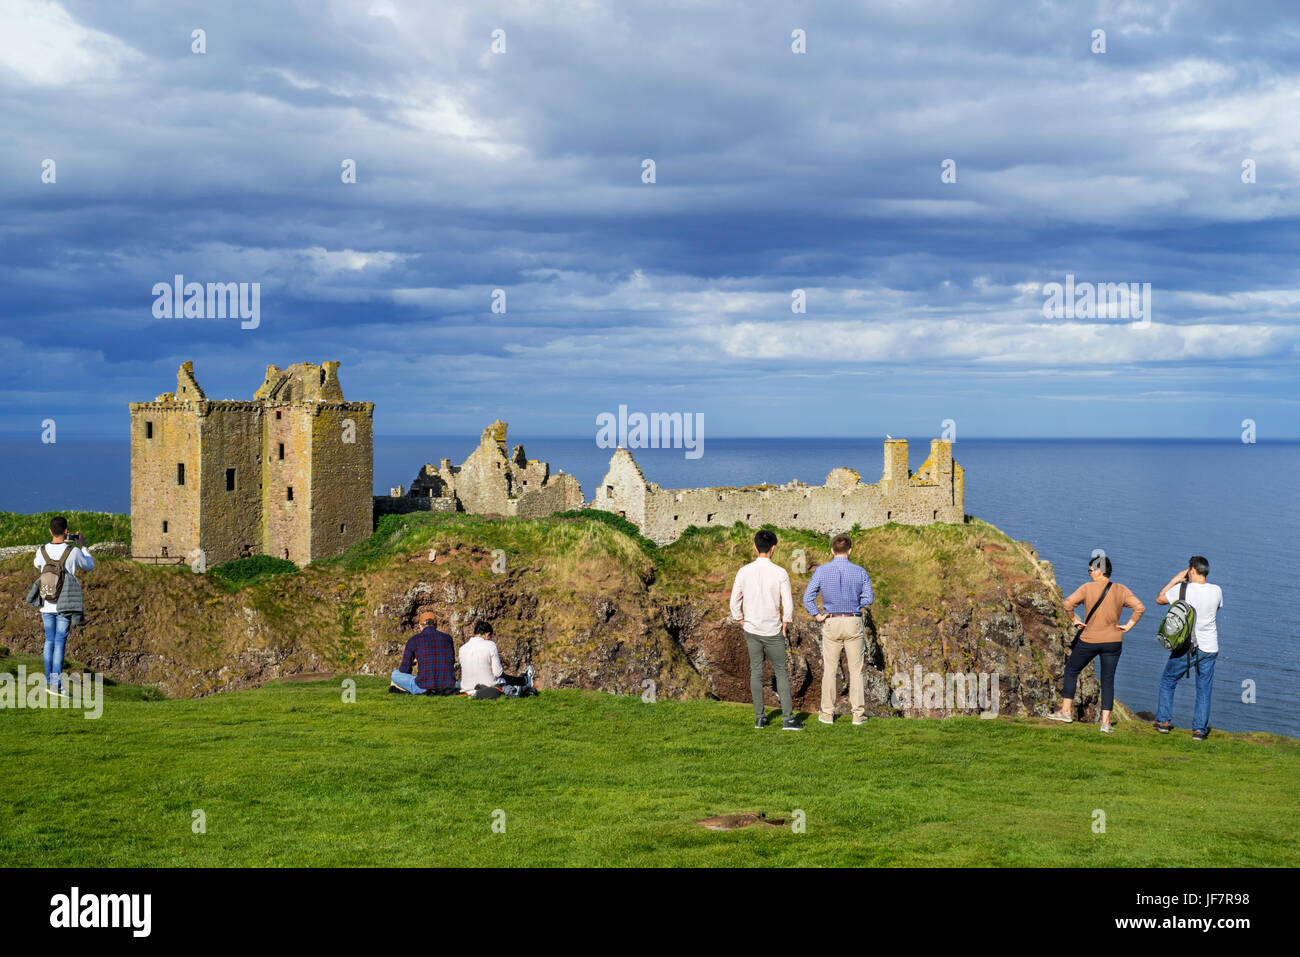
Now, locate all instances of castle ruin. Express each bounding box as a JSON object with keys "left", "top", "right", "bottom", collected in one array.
[
  {"left": 129, "top": 364, "right": 964, "bottom": 567},
  {"left": 129, "top": 361, "right": 374, "bottom": 566},
  {"left": 591, "top": 438, "right": 964, "bottom": 545},
  {"left": 375, "top": 420, "right": 585, "bottom": 520}
]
